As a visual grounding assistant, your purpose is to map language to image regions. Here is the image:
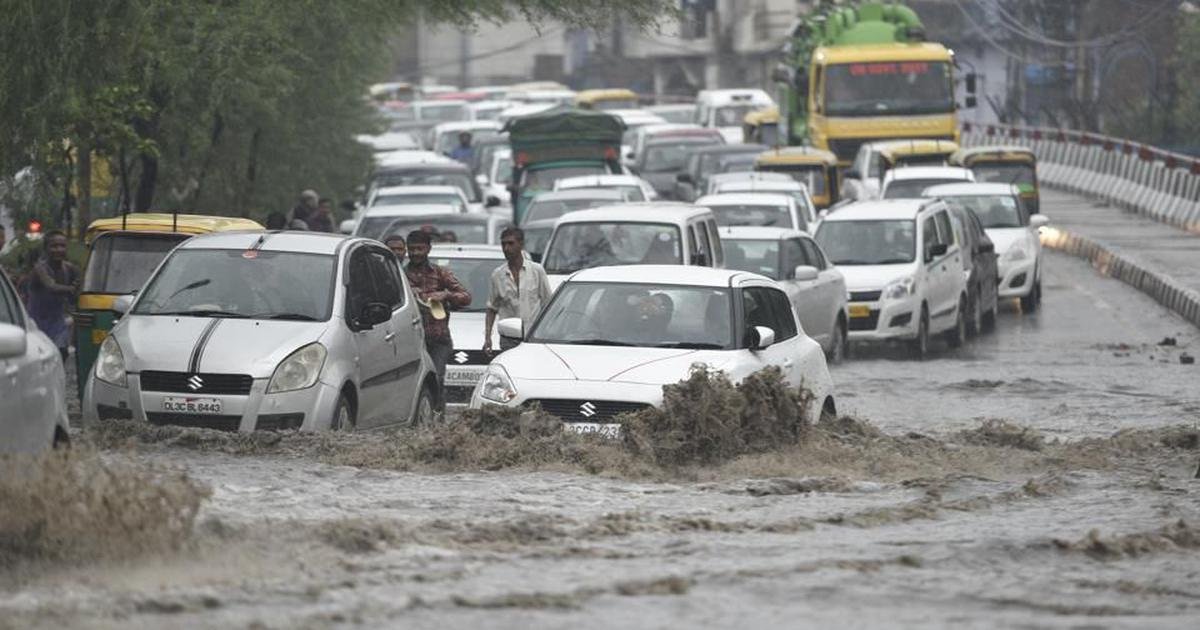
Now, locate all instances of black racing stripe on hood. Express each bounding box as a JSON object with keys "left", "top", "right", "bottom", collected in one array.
[{"left": 188, "top": 319, "right": 222, "bottom": 373}]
